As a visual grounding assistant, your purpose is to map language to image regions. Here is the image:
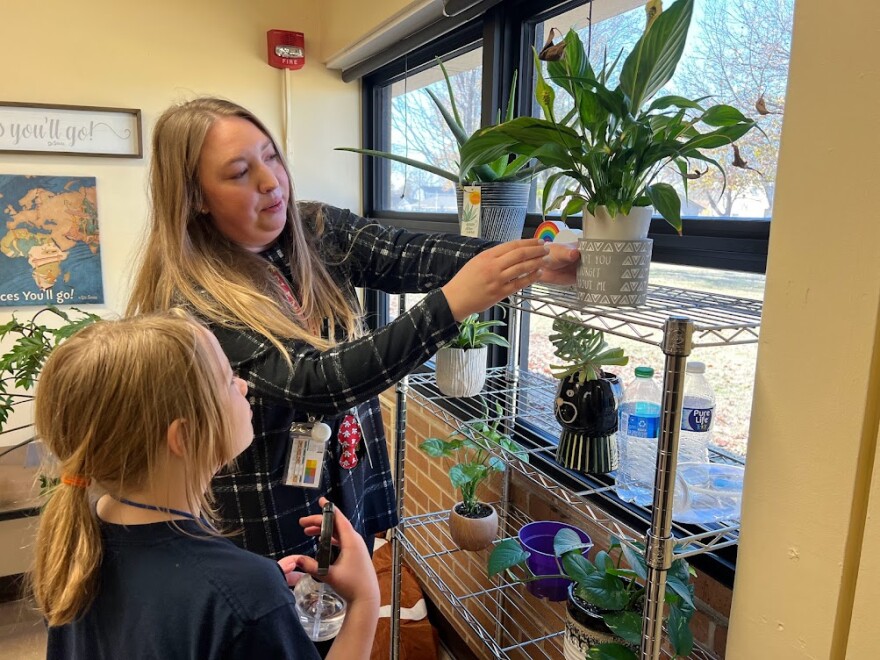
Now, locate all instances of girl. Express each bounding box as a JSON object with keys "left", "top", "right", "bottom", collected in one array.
[
  {"left": 126, "top": 97, "right": 580, "bottom": 562},
  {"left": 31, "top": 313, "right": 379, "bottom": 660}
]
